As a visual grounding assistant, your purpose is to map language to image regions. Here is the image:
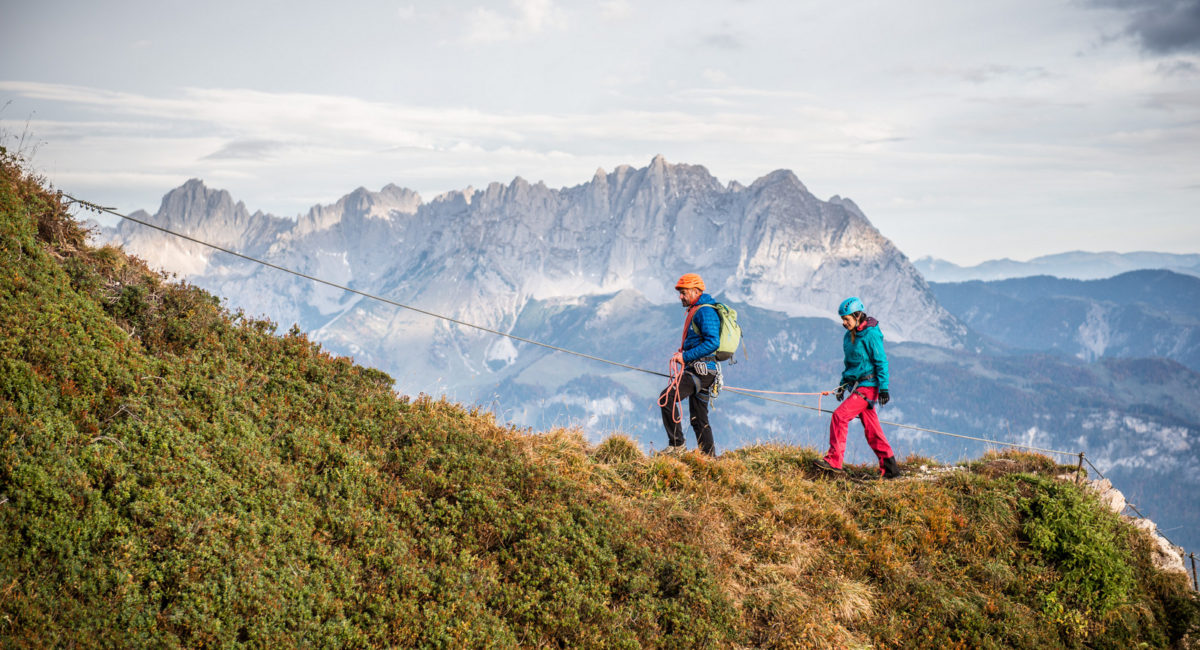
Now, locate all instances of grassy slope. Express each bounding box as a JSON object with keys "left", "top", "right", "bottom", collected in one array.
[{"left": 1, "top": 149, "right": 1197, "bottom": 648}]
